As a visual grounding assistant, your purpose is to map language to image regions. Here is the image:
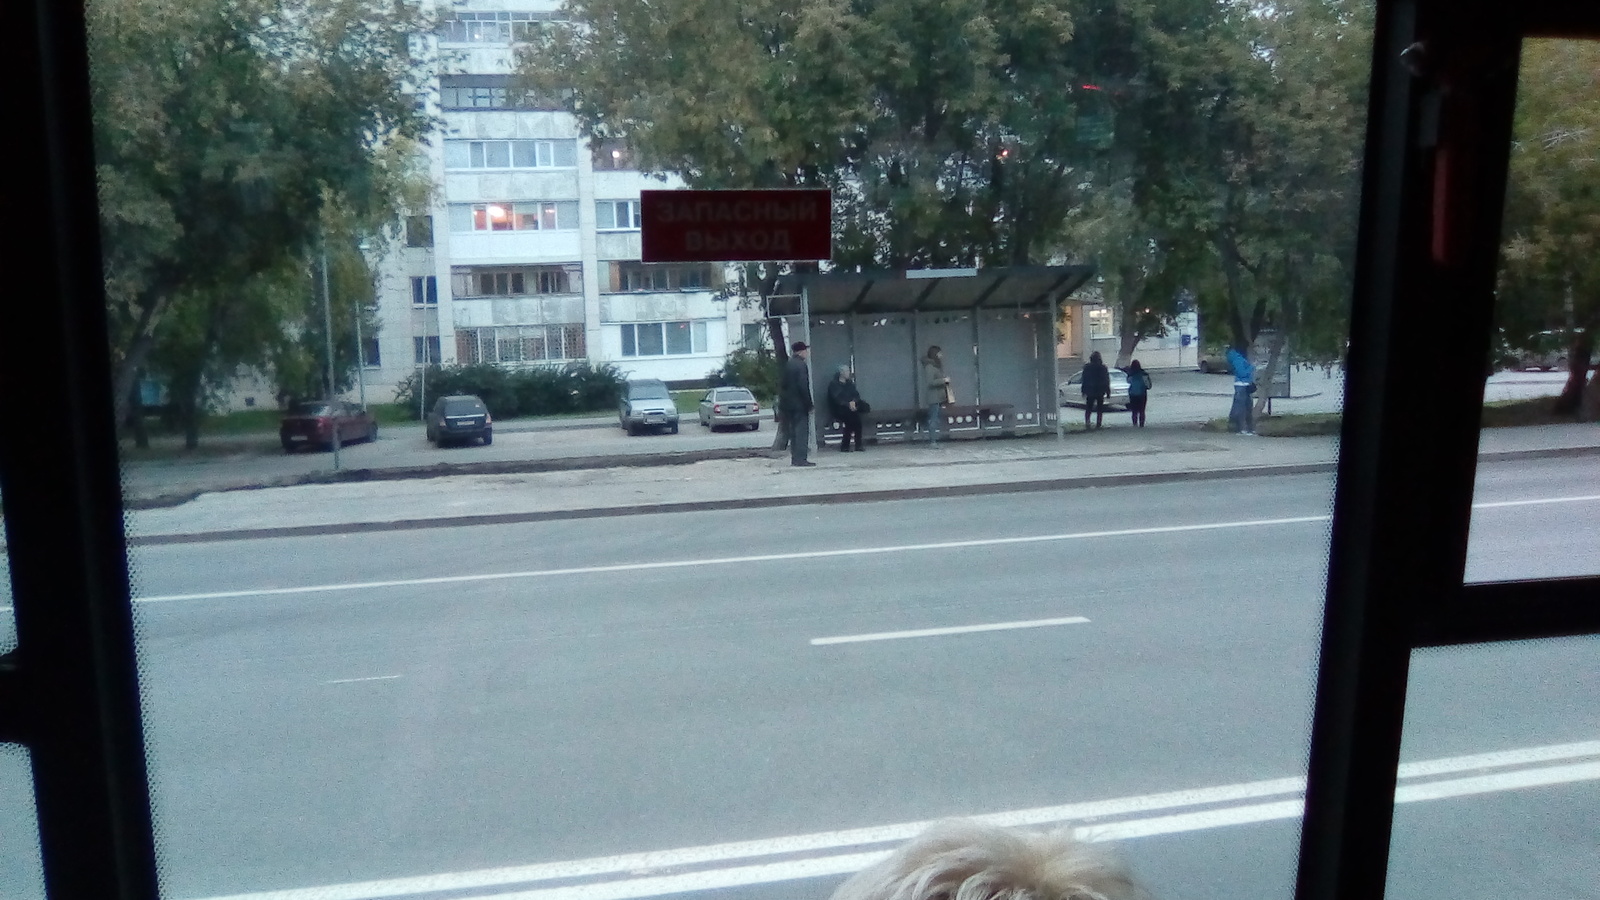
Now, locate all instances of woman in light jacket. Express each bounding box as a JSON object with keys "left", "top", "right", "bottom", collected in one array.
[{"left": 921, "top": 346, "right": 950, "bottom": 447}]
